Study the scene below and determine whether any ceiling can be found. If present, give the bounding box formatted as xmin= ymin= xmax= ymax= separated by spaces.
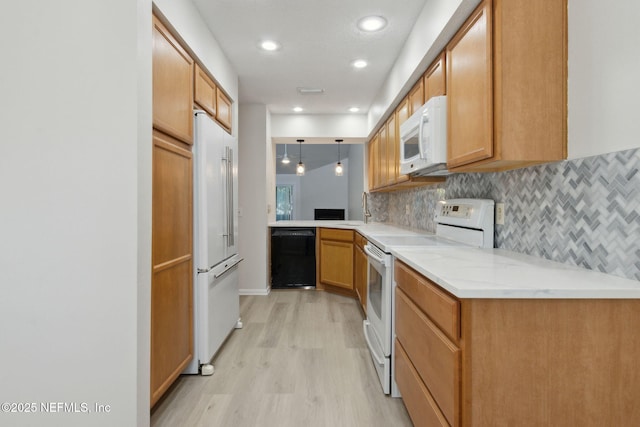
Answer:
xmin=192 ymin=0 xmax=429 ymax=115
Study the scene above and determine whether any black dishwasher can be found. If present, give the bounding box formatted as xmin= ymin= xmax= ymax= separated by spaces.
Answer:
xmin=271 ymin=228 xmax=316 ymax=289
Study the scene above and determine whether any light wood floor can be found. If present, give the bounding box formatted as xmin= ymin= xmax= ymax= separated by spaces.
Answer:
xmin=151 ymin=290 xmax=412 ymax=427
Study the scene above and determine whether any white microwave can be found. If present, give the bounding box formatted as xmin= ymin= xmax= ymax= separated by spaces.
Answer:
xmin=399 ymin=95 xmax=448 ymax=176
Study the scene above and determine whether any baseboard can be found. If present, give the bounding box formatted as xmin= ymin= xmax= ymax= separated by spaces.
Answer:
xmin=239 ymin=287 xmax=271 ymax=296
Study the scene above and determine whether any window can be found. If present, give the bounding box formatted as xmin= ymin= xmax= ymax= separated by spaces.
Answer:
xmin=276 ymin=185 xmax=294 ymax=220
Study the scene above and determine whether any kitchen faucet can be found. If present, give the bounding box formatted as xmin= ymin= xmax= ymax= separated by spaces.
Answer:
xmin=362 ymin=191 xmax=372 ymax=224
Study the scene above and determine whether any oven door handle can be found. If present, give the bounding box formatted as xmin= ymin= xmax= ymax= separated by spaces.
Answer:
xmin=364 ymin=244 xmax=386 ymax=266
xmin=363 ymin=320 xmax=386 ymax=366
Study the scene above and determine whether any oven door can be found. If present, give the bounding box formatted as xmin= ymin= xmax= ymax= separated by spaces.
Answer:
xmin=364 ymin=243 xmax=392 ymax=356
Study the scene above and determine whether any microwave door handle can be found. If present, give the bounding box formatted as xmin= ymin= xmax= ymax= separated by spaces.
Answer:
xmin=418 ymin=112 xmax=429 ymax=160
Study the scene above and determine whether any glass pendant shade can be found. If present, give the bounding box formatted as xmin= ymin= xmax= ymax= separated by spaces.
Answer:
xmin=296 ymin=139 xmax=305 ymax=175
xmin=335 ymin=139 xmax=344 ymax=176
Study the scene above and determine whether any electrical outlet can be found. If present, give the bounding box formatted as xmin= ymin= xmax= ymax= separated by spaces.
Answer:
xmin=496 ymin=203 xmax=505 ymax=225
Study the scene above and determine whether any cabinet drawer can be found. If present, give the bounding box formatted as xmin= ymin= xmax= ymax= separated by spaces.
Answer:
xmin=319 ymin=228 xmax=354 ymax=242
xmin=395 ymin=260 xmax=460 ymax=342
xmin=396 ymin=287 xmax=460 ymax=427
xmin=395 ymin=340 xmax=449 ymax=427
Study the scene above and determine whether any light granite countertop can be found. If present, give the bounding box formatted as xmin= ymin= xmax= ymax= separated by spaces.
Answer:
xmin=269 ymin=221 xmax=640 ymax=299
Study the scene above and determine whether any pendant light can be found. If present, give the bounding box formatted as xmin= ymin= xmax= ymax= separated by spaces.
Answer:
xmin=335 ymin=139 xmax=344 ymax=176
xmin=296 ymin=139 xmax=305 ymax=176
xmin=281 ymin=144 xmax=290 ymax=164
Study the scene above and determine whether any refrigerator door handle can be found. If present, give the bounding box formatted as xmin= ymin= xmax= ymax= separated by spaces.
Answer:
xmin=214 ymin=257 xmax=244 ymax=279
xmin=227 ymin=147 xmax=234 ymax=248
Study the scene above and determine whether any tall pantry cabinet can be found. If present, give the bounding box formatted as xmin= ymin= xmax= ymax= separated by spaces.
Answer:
xmin=151 ymin=15 xmax=194 ymax=408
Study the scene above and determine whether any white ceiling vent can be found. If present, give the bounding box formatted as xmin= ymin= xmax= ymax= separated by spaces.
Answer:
xmin=297 ymin=87 xmax=325 ymax=95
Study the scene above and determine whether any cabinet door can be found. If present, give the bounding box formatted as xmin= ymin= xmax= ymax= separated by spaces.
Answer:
xmin=320 ymin=240 xmax=354 ymax=290
xmin=355 ymin=243 xmax=367 ymax=311
xmin=425 ymin=53 xmax=446 ymax=101
xmin=378 ymin=126 xmax=388 ymax=188
xmin=368 ymin=134 xmax=380 ymax=190
xmin=151 ymin=130 xmax=193 ymax=407
xmin=395 ymin=98 xmax=410 ymax=184
xmin=216 ymin=89 xmax=232 ymax=131
xmin=194 ymin=64 xmax=216 ymax=117
xmin=446 ymin=0 xmax=493 ymax=169
xmin=408 ymin=78 xmax=425 ymax=115
xmin=386 ymin=115 xmax=397 ymax=186
xmin=152 ymin=16 xmax=194 ymax=144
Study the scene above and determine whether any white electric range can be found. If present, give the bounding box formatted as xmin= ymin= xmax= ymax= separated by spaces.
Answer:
xmin=363 ymin=199 xmax=495 ymax=397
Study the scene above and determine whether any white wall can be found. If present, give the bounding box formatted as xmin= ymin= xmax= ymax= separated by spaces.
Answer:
xmin=348 ymin=145 xmax=365 ymax=221
xmin=367 ymin=0 xmax=479 ymax=133
xmin=238 ymin=104 xmax=271 ymax=295
xmin=0 ymin=1 xmax=151 ymax=426
xmin=567 ymin=0 xmax=640 ymax=158
xmin=298 ymin=161 xmax=350 ymax=220
xmin=270 ymin=114 xmax=368 ymax=142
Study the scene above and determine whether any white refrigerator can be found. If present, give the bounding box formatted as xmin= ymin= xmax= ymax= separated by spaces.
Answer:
xmin=184 ymin=111 xmax=242 ymax=375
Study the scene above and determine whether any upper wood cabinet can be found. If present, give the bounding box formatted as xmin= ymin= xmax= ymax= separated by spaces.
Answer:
xmin=216 ymin=89 xmax=232 ymax=131
xmin=446 ymin=0 xmax=567 ymax=172
xmin=385 ymin=115 xmax=397 ymax=186
xmin=394 ymin=99 xmax=410 ymax=184
xmin=408 ymin=78 xmax=425 ymax=116
xmin=396 ymin=97 xmax=410 ymax=127
xmin=152 ymin=16 xmax=194 ymax=145
xmin=194 ymin=64 xmax=216 ymax=117
xmin=446 ymin=2 xmax=493 ymax=169
xmin=425 ymin=53 xmax=446 ymax=101
xmin=368 ymin=133 xmax=380 ymax=190
xmin=378 ymin=125 xmax=388 ymax=187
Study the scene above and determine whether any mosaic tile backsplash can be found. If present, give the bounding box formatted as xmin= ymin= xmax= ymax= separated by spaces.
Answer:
xmin=368 ymin=148 xmax=640 ymax=281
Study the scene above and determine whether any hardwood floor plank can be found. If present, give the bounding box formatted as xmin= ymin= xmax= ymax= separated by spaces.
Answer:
xmin=151 ymin=290 xmax=412 ymax=426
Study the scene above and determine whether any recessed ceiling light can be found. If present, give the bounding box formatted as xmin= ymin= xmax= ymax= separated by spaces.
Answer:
xmin=352 ymin=59 xmax=368 ymax=69
xmin=260 ymin=40 xmax=280 ymax=51
xmin=293 ymin=107 xmax=303 ymax=112
xmin=357 ymin=16 xmax=387 ymax=32
xmin=349 ymin=107 xmax=360 ymax=113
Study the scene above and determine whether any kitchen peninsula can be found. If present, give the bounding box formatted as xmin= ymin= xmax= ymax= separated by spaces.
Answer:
xmin=270 ymin=220 xmax=640 ymax=426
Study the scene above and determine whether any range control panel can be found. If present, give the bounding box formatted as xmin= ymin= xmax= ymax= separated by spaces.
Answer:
xmin=436 ymin=199 xmax=495 ymax=229
xmin=439 ymin=203 xmax=473 ymax=219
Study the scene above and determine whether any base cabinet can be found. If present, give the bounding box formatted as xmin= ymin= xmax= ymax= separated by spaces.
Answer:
xmin=150 ymin=131 xmax=193 ymax=407
xmin=354 ymin=233 xmax=367 ymax=311
xmin=318 ymin=228 xmax=354 ymax=292
xmin=394 ymin=260 xmax=640 ymax=426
